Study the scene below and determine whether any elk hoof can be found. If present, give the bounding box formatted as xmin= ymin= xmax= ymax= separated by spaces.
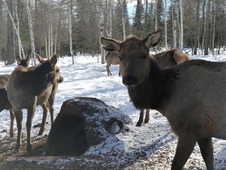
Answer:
xmin=136 ymin=122 xmax=142 ymax=127
xmin=27 ymin=144 xmax=32 ymax=154
xmin=15 ymin=144 xmax=21 ymax=153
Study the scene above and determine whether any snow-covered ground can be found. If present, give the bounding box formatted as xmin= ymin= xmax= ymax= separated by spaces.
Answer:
xmin=0 ymin=50 xmax=226 ymax=169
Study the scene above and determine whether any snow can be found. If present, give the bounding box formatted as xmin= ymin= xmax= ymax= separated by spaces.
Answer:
xmin=1 ymin=50 xmax=226 ymax=169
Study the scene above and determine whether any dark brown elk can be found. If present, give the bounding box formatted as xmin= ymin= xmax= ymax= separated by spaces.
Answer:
xmin=105 ymin=51 xmax=121 ymax=76
xmin=7 ymin=55 xmax=61 ymax=153
xmin=100 ymin=30 xmax=226 ymax=169
xmin=137 ymin=49 xmax=190 ymax=126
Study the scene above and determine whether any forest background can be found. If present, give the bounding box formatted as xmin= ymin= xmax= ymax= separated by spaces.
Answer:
xmin=0 ymin=0 xmax=225 ymax=65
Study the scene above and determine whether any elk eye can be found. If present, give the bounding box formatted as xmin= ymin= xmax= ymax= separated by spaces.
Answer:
xmin=143 ymin=54 xmax=148 ymax=59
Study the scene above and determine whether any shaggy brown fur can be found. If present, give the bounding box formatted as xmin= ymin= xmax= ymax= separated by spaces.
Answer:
xmin=136 ymin=49 xmax=190 ymax=126
xmin=100 ymin=30 xmax=226 ymax=169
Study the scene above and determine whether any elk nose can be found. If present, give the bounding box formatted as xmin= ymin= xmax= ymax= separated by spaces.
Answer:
xmin=58 ymin=76 xmax=64 ymax=83
xmin=123 ymin=76 xmax=136 ymax=86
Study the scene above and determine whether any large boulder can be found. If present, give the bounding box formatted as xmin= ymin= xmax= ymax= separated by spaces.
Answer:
xmin=46 ymin=97 xmax=131 ymax=156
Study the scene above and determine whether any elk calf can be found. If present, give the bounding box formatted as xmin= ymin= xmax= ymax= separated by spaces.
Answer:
xmin=101 ymin=30 xmax=226 ymax=169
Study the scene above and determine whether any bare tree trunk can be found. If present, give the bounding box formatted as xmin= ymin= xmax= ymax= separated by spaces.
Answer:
xmin=99 ymin=2 xmax=105 ymax=64
xmin=15 ymin=1 xmax=22 ymax=59
xmin=4 ymin=0 xmax=15 ymax=64
xmin=133 ymin=0 xmax=143 ymax=36
xmin=26 ymin=0 xmax=36 ymax=65
xmin=122 ymin=0 xmax=126 ymax=40
xmin=201 ymin=0 xmax=206 ymax=54
xmin=0 ymin=0 xmax=3 ymax=60
xmin=194 ymin=0 xmax=200 ymax=55
xmin=179 ymin=0 xmax=183 ymax=49
xmin=204 ymin=0 xmax=211 ymax=55
xmin=211 ymin=0 xmax=216 ymax=51
xmin=164 ymin=0 xmax=168 ymax=49
xmin=68 ymin=0 xmax=74 ymax=64
xmin=172 ymin=1 xmax=177 ymax=49
xmin=109 ymin=0 xmax=112 ymax=38
xmin=155 ymin=0 xmax=158 ymax=31
xmin=54 ymin=20 xmax=58 ymax=55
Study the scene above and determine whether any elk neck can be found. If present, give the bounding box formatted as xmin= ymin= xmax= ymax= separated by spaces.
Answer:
xmin=127 ymin=59 xmax=178 ymax=112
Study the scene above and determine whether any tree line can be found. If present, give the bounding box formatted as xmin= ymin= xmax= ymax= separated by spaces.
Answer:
xmin=0 ymin=0 xmax=225 ymax=65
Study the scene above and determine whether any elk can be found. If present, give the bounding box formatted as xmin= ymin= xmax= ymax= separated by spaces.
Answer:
xmin=7 ymin=55 xmax=61 ymax=153
xmin=0 ymin=56 xmax=30 ymax=137
xmin=100 ymin=30 xmax=226 ymax=169
xmin=34 ymin=53 xmax=64 ymax=135
xmin=16 ymin=55 xmax=30 ymax=67
xmin=105 ymin=51 xmax=121 ymax=76
xmin=137 ymin=50 xmax=190 ymax=126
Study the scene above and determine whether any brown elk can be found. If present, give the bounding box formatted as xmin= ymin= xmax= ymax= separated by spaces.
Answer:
xmin=0 ymin=55 xmax=62 ymax=138
xmin=100 ymin=30 xmax=226 ymax=169
xmin=34 ymin=53 xmax=64 ymax=135
xmin=7 ymin=55 xmax=61 ymax=153
xmin=0 ymin=56 xmax=30 ymax=137
xmin=16 ymin=55 xmax=30 ymax=67
xmin=137 ymin=50 xmax=190 ymax=126
xmin=105 ymin=51 xmax=121 ymax=76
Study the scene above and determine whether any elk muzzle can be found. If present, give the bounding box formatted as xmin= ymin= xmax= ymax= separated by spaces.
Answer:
xmin=122 ymin=75 xmax=137 ymax=87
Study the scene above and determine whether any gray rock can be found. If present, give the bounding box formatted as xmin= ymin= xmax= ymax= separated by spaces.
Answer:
xmin=46 ymin=97 xmax=131 ymax=156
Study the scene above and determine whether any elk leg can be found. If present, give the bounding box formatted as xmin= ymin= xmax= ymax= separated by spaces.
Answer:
xmin=26 ymin=99 xmax=36 ymax=154
xmin=119 ymin=65 xmax=121 ymax=76
xmin=198 ymin=137 xmax=214 ymax=170
xmin=14 ymin=109 xmax=23 ymax=152
xmin=49 ymin=102 xmax=54 ymax=126
xmin=106 ymin=64 xmax=112 ymax=76
xmin=9 ymin=109 xmax=14 ymax=137
xmin=38 ymin=102 xmax=49 ymax=135
xmin=136 ymin=109 xmax=144 ymax=126
xmin=48 ymin=95 xmax=55 ymax=126
xmin=172 ymin=135 xmax=196 ymax=170
xmin=144 ymin=109 xmax=150 ymax=123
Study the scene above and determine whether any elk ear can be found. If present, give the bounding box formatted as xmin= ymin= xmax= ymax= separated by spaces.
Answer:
xmin=100 ymin=37 xmax=121 ymax=52
xmin=50 ymin=55 xmax=57 ymax=67
xmin=144 ymin=30 xmax=162 ymax=48
xmin=16 ymin=56 xmax=21 ymax=64
xmin=26 ymin=55 xmax=30 ymax=62
xmin=36 ymin=53 xmax=45 ymax=63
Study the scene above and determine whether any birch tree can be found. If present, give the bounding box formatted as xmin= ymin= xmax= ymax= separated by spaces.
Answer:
xmin=211 ymin=0 xmax=216 ymax=51
xmin=68 ymin=0 xmax=74 ymax=64
xmin=155 ymin=0 xmax=158 ymax=31
xmin=164 ymin=0 xmax=168 ymax=49
xmin=171 ymin=1 xmax=177 ymax=48
xmin=201 ymin=0 xmax=206 ymax=54
xmin=4 ymin=0 xmax=15 ymax=64
xmin=194 ymin=0 xmax=200 ymax=55
xmin=178 ymin=0 xmax=183 ymax=49
xmin=204 ymin=0 xmax=211 ymax=55
xmin=26 ymin=0 xmax=36 ymax=65
xmin=121 ymin=0 xmax=126 ymax=40
xmin=0 ymin=0 xmax=3 ymax=60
